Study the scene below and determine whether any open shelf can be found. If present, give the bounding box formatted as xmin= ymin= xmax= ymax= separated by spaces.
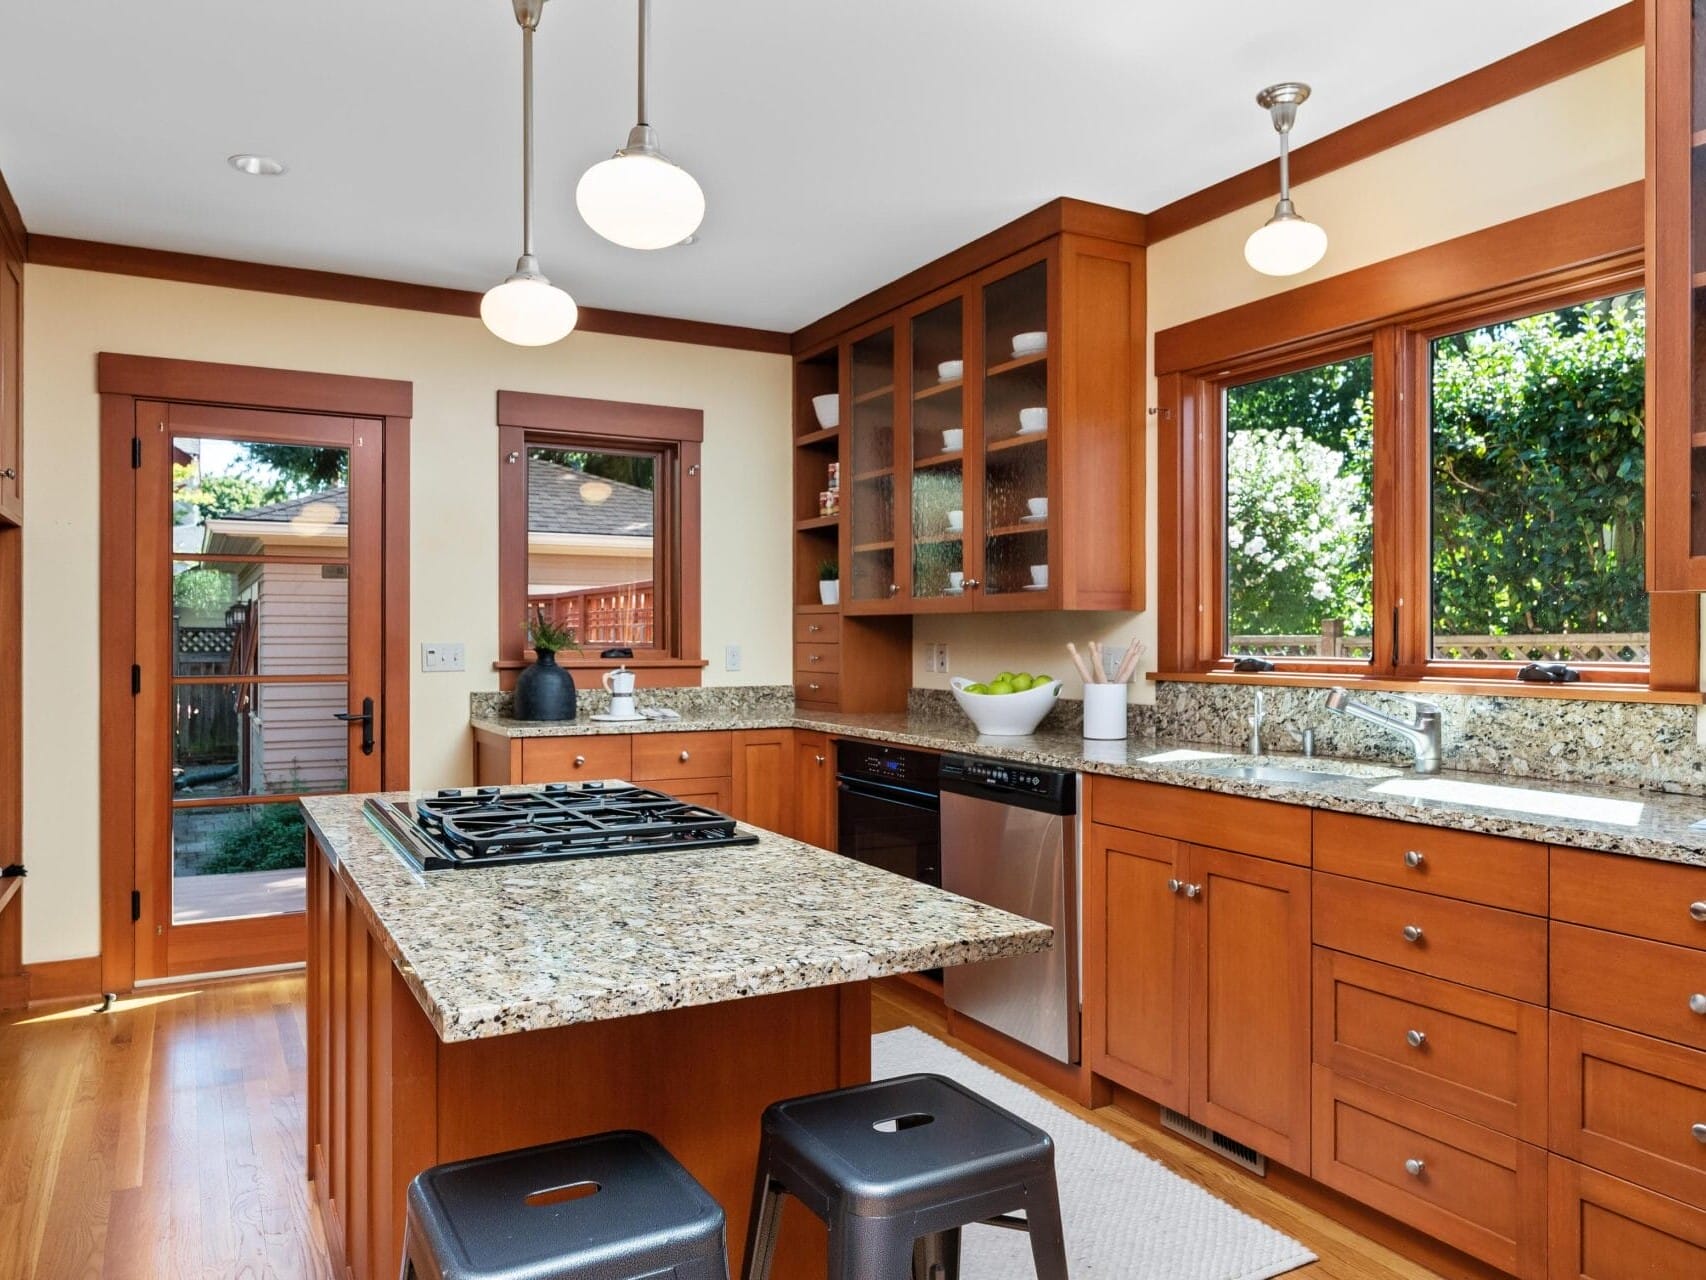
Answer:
xmin=986 ymin=351 xmax=1048 ymax=379
xmin=986 ymin=432 xmax=1047 ymax=454
xmin=794 ymin=602 xmax=837 ymax=614
xmin=989 ymin=520 xmax=1048 ymax=538
xmin=795 ymin=515 xmax=840 ymax=532
xmin=1693 ymin=128 xmax=1706 ymax=148
xmin=1692 ymin=430 xmax=1706 ymax=448
xmin=915 ymin=531 xmax=964 ymax=546
xmin=853 ymin=384 xmax=895 ymax=405
xmin=914 ymin=378 xmax=963 ymax=402
xmin=852 ymin=467 xmax=894 ymax=483
xmin=852 ymin=540 xmax=895 ymax=554
xmin=912 ymin=450 xmax=964 ymax=469
xmin=794 ymin=426 xmax=839 ymax=448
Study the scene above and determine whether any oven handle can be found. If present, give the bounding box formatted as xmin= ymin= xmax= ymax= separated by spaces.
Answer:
xmin=836 ymin=778 xmax=941 ymax=814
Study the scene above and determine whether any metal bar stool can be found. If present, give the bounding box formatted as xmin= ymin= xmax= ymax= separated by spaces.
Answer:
xmin=400 ymin=1129 xmax=729 ymax=1280
xmin=741 ymin=1073 xmax=1068 ymax=1280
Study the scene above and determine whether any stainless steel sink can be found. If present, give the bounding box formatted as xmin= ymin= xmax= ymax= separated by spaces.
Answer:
xmin=1202 ymin=763 xmax=1364 ymax=784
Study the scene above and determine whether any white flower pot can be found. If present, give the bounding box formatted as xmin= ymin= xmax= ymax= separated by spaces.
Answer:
xmin=819 ymin=579 xmax=840 ymax=606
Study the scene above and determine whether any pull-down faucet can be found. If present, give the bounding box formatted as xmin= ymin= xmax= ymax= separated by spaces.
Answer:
xmin=1324 ymin=688 xmax=1443 ymax=774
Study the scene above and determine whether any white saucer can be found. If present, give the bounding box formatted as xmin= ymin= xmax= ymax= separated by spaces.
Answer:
xmin=943 ymin=587 xmax=964 ymax=596
xmin=1021 ymin=583 xmax=1048 ymax=591
xmin=1016 ymin=426 xmax=1047 ymax=436
xmin=590 ymin=713 xmax=647 ymax=723
xmin=1020 ymin=513 xmax=1047 ymax=523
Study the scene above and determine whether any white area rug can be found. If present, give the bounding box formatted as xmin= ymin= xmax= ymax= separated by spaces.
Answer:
xmin=872 ymin=1027 xmax=1316 ymax=1280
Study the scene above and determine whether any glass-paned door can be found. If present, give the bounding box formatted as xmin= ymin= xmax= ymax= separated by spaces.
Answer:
xmin=133 ymin=401 xmax=384 ymax=978
xmin=909 ymin=295 xmax=975 ymax=603
xmin=979 ymin=259 xmax=1053 ymax=602
xmin=848 ymin=326 xmax=901 ymax=607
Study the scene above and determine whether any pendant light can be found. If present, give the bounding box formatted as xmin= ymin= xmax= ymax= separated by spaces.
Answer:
xmin=483 ymin=0 xmax=578 ymax=346
xmin=576 ymin=0 xmax=705 ymax=251
xmin=1243 ymin=82 xmax=1328 ymax=278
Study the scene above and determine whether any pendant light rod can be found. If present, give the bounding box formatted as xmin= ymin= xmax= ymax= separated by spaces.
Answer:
xmin=1258 ymin=82 xmax=1308 ymax=213
xmin=516 ymin=0 xmax=544 ymax=262
xmin=636 ymin=0 xmax=650 ymax=127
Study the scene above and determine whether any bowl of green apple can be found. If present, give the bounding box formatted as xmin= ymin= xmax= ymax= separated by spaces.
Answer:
xmin=950 ymin=671 xmax=1062 ymax=736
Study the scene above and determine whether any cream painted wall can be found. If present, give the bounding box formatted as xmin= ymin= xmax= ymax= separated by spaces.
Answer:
xmin=914 ymin=50 xmax=1646 ymax=697
xmin=20 ymin=268 xmax=790 ymax=962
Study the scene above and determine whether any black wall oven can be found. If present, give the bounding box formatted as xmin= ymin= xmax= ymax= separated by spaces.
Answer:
xmin=835 ymin=742 xmax=941 ymax=888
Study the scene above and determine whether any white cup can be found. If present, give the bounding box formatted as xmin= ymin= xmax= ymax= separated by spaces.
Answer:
xmin=810 ymin=393 xmax=839 ymax=429
xmin=942 ymin=428 xmax=963 ymax=452
xmin=1030 ymin=563 xmax=1048 ymax=587
xmin=937 ymin=359 xmax=964 ymax=382
xmin=947 ymin=509 xmax=964 ymax=532
xmin=948 ymin=571 xmax=964 ymax=589
xmin=1019 ymin=407 xmax=1047 ymax=433
xmin=1083 ymin=682 xmax=1129 ymax=741
xmin=1027 ymin=497 xmax=1048 ymax=519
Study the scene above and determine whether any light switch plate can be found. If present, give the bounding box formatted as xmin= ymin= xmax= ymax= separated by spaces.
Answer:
xmin=935 ymin=643 xmax=950 ymax=673
xmin=421 ymin=642 xmax=465 ymax=673
xmin=724 ymin=644 xmax=741 ymax=672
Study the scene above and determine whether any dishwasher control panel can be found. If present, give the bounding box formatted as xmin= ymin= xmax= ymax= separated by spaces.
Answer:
xmin=939 ymin=754 xmax=1075 ymax=810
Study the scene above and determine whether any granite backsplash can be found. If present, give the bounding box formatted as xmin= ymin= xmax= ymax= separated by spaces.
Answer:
xmin=909 ymin=683 xmax=1706 ymax=795
xmin=471 ymin=684 xmax=795 ymax=722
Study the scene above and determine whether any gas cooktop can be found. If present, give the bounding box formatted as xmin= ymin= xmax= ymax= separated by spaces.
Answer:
xmin=364 ymin=781 xmax=759 ymax=873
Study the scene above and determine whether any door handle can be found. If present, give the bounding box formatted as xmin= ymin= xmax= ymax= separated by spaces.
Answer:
xmin=334 ymin=697 xmax=375 ymax=756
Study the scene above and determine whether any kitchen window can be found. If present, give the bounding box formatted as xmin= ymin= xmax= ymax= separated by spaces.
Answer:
xmin=496 ymin=392 xmax=703 ymax=682
xmin=1155 ymin=218 xmax=1697 ymax=693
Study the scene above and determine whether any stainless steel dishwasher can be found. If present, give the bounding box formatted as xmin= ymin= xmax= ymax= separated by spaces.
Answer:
xmin=939 ymin=754 xmax=1079 ymax=1064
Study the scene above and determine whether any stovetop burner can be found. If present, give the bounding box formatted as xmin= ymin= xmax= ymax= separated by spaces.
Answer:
xmin=365 ymin=781 xmax=759 ymax=872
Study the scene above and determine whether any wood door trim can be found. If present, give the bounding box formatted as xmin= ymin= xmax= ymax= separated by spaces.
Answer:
xmin=98 ymin=354 xmax=412 ymax=992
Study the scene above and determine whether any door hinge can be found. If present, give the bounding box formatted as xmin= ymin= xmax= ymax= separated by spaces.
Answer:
xmin=131 ymin=890 xmax=141 ymax=923
xmin=131 ymin=664 xmax=141 ymax=695
xmin=131 ymin=437 xmax=141 ymax=469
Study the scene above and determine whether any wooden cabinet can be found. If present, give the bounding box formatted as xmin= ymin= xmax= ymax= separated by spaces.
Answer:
xmin=1548 ymin=1157 xmax=1706 ymax=1280
xmin=792 ymin=731 xmax=833 ymax=850
xmin=1644 ymin=0 xmax=1706 ymax=588
xmin=510 ymin=735 xmax=633 ymax=784
xmin=1314 ymin=812 xmax=1549 ymax=915
xmin=731 ymin=731 xmax=792 ymax=834
xmin=631 ymin=731 xmax=734 ymax=785
xmin=1083 ymin=780 xmax=1312 ymax=1168
xmin=1551 ymin=922 xmax=1706 ymax=1053
xmin=0 ymin=206 xmax=20 ymax=527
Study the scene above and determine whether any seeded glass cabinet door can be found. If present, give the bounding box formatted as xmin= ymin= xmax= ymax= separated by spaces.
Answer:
xmin=1648 ymin=0 xmax=1706 ymax=588
xmin=846 ymin=323 xmax=904 ymax=610
xmin=907 ymin=289 xmax=980 ymax=606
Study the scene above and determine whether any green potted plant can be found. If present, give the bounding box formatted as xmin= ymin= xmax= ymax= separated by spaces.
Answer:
xmin=818 ymin=558 xmax=840 ymax=607
xmin=514 ymin=609 xmax=583 ymax=721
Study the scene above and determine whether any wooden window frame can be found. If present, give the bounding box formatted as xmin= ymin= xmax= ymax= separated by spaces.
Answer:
xmin=1155 ymin=183 xmax=1699 ymax=698
xmin=496 ymin=390 xmax=704 ymax=686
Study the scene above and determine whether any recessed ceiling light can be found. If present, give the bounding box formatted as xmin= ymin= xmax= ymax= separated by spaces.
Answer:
xmin=228 ymin=154 xmax=286 ymax=177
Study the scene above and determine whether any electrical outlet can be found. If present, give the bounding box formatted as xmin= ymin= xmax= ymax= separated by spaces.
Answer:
xmin=421 ymin=642 xmax=465 ymax=673
xmin=935 ymin=643 xmax=950 ymax=673
xmin=724 ymin=644 xmax=741 ymax=672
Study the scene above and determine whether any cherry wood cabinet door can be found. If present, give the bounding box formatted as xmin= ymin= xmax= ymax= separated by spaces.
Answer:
xmin=731 ymin=730 xmax=793 ymax=834
xmin=1082 ymin=823 xmax=1189 ymax=1111
xmin=1183 ymin=843 xmax=1313 ymax=1169
xmin=792 ymin=731 xmax=833 ymax=849
xmin=1548 ymin=1156 xmax=1706 ymax=1279
xmin=0 ymin=252 xmax=20 ymax=525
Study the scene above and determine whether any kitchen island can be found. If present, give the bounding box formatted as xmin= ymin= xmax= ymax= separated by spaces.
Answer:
xmin=301 ymin=790 xmax=1051 ymax=1280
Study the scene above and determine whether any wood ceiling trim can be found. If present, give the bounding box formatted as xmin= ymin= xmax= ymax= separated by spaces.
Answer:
xmin=27 ymin=235 xmax=791 ymax=355
xmin=0 ymin=168 xmax=24 ymax=263
xmin=1143 ymin=2 xmax=1642 ymax=244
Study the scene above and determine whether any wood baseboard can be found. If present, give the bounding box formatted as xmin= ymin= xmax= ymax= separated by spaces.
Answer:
xmin=25 ymin=954 xmax=105 ymax=1004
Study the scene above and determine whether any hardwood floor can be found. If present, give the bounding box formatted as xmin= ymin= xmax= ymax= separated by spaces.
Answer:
xmin=0 ymin=973 xmax=1439 ymax=1280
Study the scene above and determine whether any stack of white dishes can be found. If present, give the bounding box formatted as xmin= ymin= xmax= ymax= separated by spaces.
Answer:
xmin=1011 ymin=331 xmax=1047 ymax=358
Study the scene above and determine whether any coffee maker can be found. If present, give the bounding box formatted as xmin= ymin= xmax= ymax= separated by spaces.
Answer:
xmin=602 ymin=666 xmax=638 ymax=719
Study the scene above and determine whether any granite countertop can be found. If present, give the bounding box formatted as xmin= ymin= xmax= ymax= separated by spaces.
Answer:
xmin=471 ymin=710 xmax=1706 ymax=868
xmin=299 ymin=790 xmax=1053 ymax=1043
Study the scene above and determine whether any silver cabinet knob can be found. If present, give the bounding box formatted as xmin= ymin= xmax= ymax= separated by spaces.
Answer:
xmin=814 ymin=754 xmax=825 ymax=765
xmin=1402 ymin=924 xmax=1425 ymax=944
xmin=809 ymin=653 xmax=822 ymax=663
xmin=1404 ymin=850 xmax=1425 ymax=869
xmin=807 ymin=682 xmax=821 ymax=692
xmin=1693 ymin=1123 xmax=1706 ymax=1144
xmin=887 ymin=583 xmax=899 ymax=595
xmin=573 ymin=755 xmax=586 ymax=767
xmin=1166 ymin=878 xmax=1184 ymax=895
xmin=1406 ymin=1029 xmax=1427 ymax=1049
xmin=1403 ymin=1158 xmax=1426 ymax=1178
xmin=808 ymin=624 xmax=822 ymax=633
xmin=1691 ymin=993 xmax=1706 ymax=1016
xmin=1183 ymin=883 xmax=1203 ymax=900
xmin=679 ymin=750 xmax=691 ymax=763
xmin=0 ymin=467 xmax=14 ymax=479
xmin=963 ymin=578 xmax=981 ymax=589
xmin=1691 ymin=902 xmax=1706 ymax=923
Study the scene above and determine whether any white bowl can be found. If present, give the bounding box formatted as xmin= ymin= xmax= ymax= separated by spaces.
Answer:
xmin=937 ymin=359 xmax=964 ymax=382
xmin=951 ymin=677 xmax=1062 ymax=736
xmin=810 ymin=393 xmax=839 ymax=429
xmin=1011 ymin=331 xmax=1048 ymax=357
xmin=1018 ymin=407 xmax=1047 ymax=433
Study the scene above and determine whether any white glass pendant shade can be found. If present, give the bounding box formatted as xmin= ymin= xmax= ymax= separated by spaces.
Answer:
xmin=482 ymin=267 xmax=578 ymax=346
xmin=1243 ymin=208 xmax=1328 ymax=277
xmin=577 ymin=149 xmax=705 ymax=250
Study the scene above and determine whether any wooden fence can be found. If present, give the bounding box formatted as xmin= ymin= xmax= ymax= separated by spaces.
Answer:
xmin=1230 ymin=619 xmax=1649 ymax=664
xmin=528 ymin=580 xmax=655 ymax=648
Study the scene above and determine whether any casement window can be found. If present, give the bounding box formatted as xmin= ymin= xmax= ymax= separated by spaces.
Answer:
xmin=496 ymin=391 xmax=703 ymax=683
xmin=1156 ymin=190 xmax=1697 ymax=694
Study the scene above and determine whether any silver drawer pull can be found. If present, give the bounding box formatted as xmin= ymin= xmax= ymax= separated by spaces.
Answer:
xmin=1183 ymin=883 xmax=1203 ymax=900
xmin=814 ymin=754 xmax=826 ymax=765
xmin=1404 ymin=1158 xmax=1426 ymax=1178
xmin=808 ymin=682 xmax=821 ymax=691
xmin=1691 ymin=902 xmax=1706 ymax=923
xmin=1402 ymin=924 xmax=1425 ymax=944
xmin=1166 ymin=878 xmax=1184 ymax=895
xmin=808 ymin=624 xmax=822 ymax=633
xmin=1406 ymin=1029 xmax=1427 ymax=1049
xmin=809 ymin=654 xmax=822 ymax=663
xmin=1693 ymin=1123 xmax=1706 ymax=1144
xmin=1691 ymin=993 xmax=1706 ymax=1016
xmin=573 ymin=755 xmax=586 ymax=767
xmin=1403 ymin=850 xmax=1425 ymax=869
xmin=679 ymin=750 xmax=691 ymax=763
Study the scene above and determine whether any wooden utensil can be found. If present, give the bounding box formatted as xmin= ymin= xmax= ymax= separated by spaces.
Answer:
xmin=1066 ymin=643 xmax=1095 ymax=686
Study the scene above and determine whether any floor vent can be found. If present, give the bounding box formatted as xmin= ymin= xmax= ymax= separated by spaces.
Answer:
xmin=1159 ymin=1107 xmax=1267 ymax=1176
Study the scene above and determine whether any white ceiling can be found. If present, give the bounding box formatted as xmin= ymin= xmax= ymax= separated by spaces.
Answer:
xmin=0 ymin=1 xmax=1623 ymax=332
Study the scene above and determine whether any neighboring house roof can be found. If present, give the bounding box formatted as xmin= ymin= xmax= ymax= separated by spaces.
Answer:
xmin=238 ymin=487 xmax=351 ymax=525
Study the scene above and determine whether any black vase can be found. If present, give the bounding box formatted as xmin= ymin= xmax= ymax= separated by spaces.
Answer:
xmin=514 ymin=649 xmax=578 ymax=721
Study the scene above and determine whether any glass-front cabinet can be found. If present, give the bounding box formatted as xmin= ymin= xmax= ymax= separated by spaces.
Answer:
xmin=907 ymin=294 xmax=972 ymax=604
xmin=846 ymin=324 xmax=901 ymax=607
xmin=978 ymin=257 xmax=1054 ymax=606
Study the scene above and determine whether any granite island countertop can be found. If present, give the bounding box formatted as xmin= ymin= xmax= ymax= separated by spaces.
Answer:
xmin=471 ymin=709 xmax=1706 ymax=868
xmin=300 ymin=790 xmax=1054 ymax=1043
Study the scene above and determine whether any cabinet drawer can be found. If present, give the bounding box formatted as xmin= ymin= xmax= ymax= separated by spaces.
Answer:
xmin=1549 ymin=1013 xmax=1706 ymax=1207
xmin=1551 ymin=846 xmax=1706 ymax=952
xmin=1312 ymin=1067 xmax=1546 ymax=1278
xmin=1315 ymin=812 xmax=1547 ymax=914
xmin=1313 ymin=874 xmax=1548 ymax=1004
xmin=518 ymin=735 xmax=632 ymax=783
xmin=793 ymin=613 xmax=841 ymax=644
xmin=631 ymin=731 xmax=734 ymax=783
xmin=794 ymin=672 xmax=840 ymax=706
xmin=1313 ymin=949 xmax=1547 ymax=1143
xmin=1086 ymin=777 xmax=1311 ymax=866
xmin=1548 ymin=1157 xmax=1706 ymax=1280
xmin=655 ymin=776 xmax=734 ymax=812
xmin=794 ymin=642 xmax=841 ymax=675
xmin=1551 ymin=923 xmax=1706 ymax=1052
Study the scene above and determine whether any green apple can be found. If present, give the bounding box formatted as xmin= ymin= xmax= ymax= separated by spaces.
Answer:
xmin=987 ymin=680 xmax=1015 ymax=695
xmin=1010 ymin=674 xmax=1034 ymax=692
xmin=1033 ymin=673 xmax=1054 ymax=686
xmin=964 ymin=682 xmax=989 ymax=694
